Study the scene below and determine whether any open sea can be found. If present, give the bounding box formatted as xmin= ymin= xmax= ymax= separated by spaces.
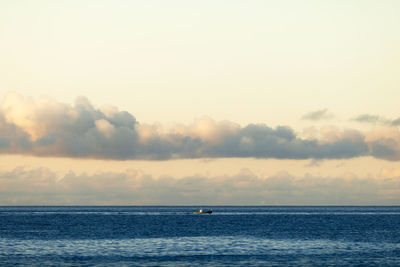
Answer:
xmin=0 ymin=206 xmax=399 ymax=266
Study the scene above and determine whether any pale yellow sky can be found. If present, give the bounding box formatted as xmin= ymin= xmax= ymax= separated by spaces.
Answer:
xmin=1 ymin=1 xmax=399 ymax=127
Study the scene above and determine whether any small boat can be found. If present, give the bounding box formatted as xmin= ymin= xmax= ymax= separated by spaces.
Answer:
xmin=192 ymin=208 xmax=212 ymax=214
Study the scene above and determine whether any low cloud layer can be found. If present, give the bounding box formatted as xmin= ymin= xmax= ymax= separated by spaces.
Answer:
xmin=0 ymin=167 xmax=399 ymax=205
xmin=1 ymin=92 xmax=400 ymax=161
xmin=301 ymin=109 xmax=333 ymax=121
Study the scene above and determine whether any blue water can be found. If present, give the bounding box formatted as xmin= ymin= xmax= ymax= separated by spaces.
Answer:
xmin=1 ymin=206 xmax=399 ymax=266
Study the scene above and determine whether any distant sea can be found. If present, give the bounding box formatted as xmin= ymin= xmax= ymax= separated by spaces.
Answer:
xmin=1 ymin=206 xmax=399 ymax=266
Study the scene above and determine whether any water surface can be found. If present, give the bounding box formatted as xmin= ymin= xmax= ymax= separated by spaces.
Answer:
xmin=1 ymin=206 xmax=399 ymax=266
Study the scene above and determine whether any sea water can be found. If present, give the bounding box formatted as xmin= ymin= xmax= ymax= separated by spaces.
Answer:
xmin=0 ymin=206 xmax=399 ymax=266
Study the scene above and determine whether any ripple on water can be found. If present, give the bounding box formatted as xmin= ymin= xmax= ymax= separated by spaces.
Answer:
xmin=1 ymin=236 xmax=399 ymax=257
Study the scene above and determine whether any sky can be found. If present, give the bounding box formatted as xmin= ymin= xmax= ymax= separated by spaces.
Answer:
xmin=0 ymin=0 xmax=400 ymax=205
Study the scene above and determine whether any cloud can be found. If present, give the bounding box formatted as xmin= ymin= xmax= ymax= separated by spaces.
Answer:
xmin=0 ymin=167 xmax=399 ymax=205
xmin=203 ymin=124 xmax=368 ymax=160
xmin=301 ymin=109 xmax=333 ymax=121
xmin=1 ymin=92 xmax=400 ymax=161
xmin=306 ymin=159 xmax=323 ymax=167
xmin=365 ymin=127 xmax=400 ymax=161
xmin=0 ymin=92 xmax=138 ymax=159
xmin=353 ymin=114 xmax=388 ymax=124
xmin=353 ymin=113 xmax=400 ymax=126
xmin=391 ymin=117 xmax=400 ymax=126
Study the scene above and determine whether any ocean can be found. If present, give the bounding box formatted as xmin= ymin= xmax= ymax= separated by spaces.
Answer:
xmin=0 ymin=206 xmax=399 ymax=266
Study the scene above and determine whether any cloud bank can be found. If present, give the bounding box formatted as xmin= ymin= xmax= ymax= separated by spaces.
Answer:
xmin=1 ymin=92 xmax=400 ymax=161
xmin=1 ymin=167 xmax=399 ymax=205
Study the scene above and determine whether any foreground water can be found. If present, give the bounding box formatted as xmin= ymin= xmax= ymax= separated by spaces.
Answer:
xmin=0 ymin=206 xmax=399 ymax=266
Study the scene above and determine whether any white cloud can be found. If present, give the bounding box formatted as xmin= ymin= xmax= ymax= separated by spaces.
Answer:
xmin=95 ymin=119 xmax=115 ymax=138
xmin=1 ymin=92 xmax=400 ymax=161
